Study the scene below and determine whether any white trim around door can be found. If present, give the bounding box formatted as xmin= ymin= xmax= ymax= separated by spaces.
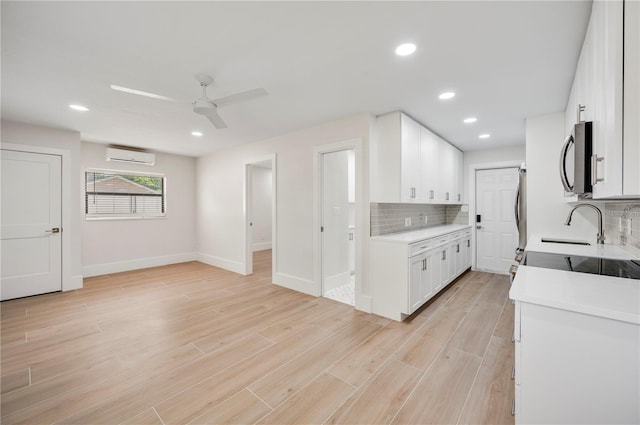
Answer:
xmin=468 ymin=159 xmax=524 ymax=271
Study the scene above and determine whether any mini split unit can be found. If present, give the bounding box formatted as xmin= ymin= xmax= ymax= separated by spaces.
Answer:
xmin=106 ymin=147 xmax=155 ymax=166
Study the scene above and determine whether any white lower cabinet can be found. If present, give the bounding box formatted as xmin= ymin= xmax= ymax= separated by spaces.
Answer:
xmin=372 ymin=226 xmax=472 ymax=321
xmin=513 ymin=301 xmax=639 ymax=424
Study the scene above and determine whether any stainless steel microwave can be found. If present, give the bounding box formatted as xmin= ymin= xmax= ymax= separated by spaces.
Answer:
xmin=560 ymin=121 xmax=593 ymax=197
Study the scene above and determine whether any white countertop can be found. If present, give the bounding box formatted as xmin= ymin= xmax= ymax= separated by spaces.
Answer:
xmin=510 ymin=266 xmax=639 ymax=324
xmin=525 ymin=235 xmax=637 ymax=260
xmin=510 ymin=235 xmax=640 ymax=324
xmin=371 ymin=224 xmax=471 ymax=244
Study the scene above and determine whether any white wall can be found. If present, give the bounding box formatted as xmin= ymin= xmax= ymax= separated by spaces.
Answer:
xmin=81 ymin=141 xmax=197 ymax=276
xmin=251 ymin=165 xmax=272 ymax=251
xmin=1 ymin=120 xmax=83 ymax=290
xmin=526 ymin=112 xmax=601 ymax=243
xmin=196 ymin=113 xmax=371 ymax=310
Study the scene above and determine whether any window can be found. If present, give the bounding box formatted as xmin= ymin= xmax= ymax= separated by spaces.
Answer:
xmin=85 ymin=171 xmax=165 ymax=219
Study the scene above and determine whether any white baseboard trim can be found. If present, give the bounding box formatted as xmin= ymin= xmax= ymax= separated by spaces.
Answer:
xmin=197 ymin=253 xmax=245 ymax=275
xmin=323 ymin=271 xmax=351 ymax=292
xmin=82 ymin=252 xmax=198 ymax=277
xmin=274 ymin=272 xmax=319 ymax=296
xmin=355 ymin=294 xmax=372 ymax=313
xmin=64 ymin=274 xmax=84 ymax=291
xmin=252 ymin=242 xmax=272 ymax=252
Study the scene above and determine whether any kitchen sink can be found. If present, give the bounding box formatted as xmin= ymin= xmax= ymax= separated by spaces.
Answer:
xmin=540 ymin=237 xmax=591 ymax=246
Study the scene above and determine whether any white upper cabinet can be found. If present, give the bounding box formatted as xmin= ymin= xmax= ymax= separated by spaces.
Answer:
xmin=623 ymin=0 xmax=640 ymax=196
xmin=400 ymin=113 xmax=421 ymax=202
xmin=566 ymin=0 xmax=639 ymax=198
xmin=419 ymin=127 xmax=439 ymax=202
xmin=373 ymin=111 xmax=464 ymax=204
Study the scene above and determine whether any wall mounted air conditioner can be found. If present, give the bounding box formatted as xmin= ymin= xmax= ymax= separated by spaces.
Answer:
xmin=106 ymin=147 xmax=155 ymax=166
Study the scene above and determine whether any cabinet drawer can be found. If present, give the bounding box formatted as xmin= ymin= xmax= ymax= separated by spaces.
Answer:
xmin=410 ymin=240 xmax=432 ymax=256
xmin=432 ymin=236 xmax=450 ymax=247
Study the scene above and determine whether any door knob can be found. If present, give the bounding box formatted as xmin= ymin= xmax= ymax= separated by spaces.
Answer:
xmin=46 ymin=228 xmax=60 ymax=234
xmin=476 ymin=225 xmax=482 ymax=230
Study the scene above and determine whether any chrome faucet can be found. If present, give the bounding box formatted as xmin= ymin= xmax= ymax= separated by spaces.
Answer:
xmin=564 ymin=203 xmax=605 ymax=245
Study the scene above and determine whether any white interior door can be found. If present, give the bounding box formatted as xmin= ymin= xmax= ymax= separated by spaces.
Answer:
xmin=1 ymin=150 xmax=62 ymax=300
xmin=475 ymin=167 xmax=519 ymax=274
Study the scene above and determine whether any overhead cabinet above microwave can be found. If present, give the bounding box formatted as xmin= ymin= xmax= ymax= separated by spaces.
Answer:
xmin=372 ymin=111 xmax=464 ymax=204
xmin=564 ymin=0 xmax=639 ymax=199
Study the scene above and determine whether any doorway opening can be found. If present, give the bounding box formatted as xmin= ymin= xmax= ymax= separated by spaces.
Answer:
xmin=244 ymin=155 xmax=276 ymax=279
xmin=320 ymin=149 xmax=355 ymax=306
xmin=474 ymin=167 xmax=519 ymax=274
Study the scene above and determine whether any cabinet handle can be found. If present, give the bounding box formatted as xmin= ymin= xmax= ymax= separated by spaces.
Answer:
xmin=457 ymin=193 xmax=461 ymax=202
xmin=429 ymin=189 xmax=434 ymax=200
xmin=446 ymin=192 xmax=450 ymax=201
xmin=467 ymin=240 xmax=470 ymax=248
xmin=591 ymin=155 xmax=604 ymax=186
xmin=456 ymin=244 xmax=460 ymax=253
xmin=511 ymin=366 xmax=515 ymax=380
xmin=511 ymin=399 xmax=515 ymax=416
xmin=442 ymin=251 xmax=446 ymax=261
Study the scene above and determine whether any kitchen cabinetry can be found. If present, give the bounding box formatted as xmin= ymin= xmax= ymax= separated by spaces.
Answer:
xmin=371 ymin=225 xmax=472 ymax=321
xmin=512 ymin=301 xmax=639 ymax=424
xmin=374 ymin=111 xmax=464 ymax=204
xmin=565 ymin=0 xmax=639 ymax=198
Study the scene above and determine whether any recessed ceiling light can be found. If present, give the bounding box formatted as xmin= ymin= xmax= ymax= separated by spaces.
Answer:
xmin=69 ymin=104 xmax=89 ymax=112
xmin=191 ymin=131 xmax=203 ymax=137
xmin=395 ymin=43 xmax=416 ymax=56
xmin=479 ymin=133 xmax=491 ymax=139
xmin=463 ymin=117 xmax=477 ymax=124
xmin=438 ymin=92 xmax=456 ymax=100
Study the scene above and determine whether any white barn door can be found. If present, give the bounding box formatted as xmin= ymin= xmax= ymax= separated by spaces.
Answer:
xmin=475 ymin=167 xmax=519 ymax=274
xmin=1 ymin=149 xmax=62 ymax=300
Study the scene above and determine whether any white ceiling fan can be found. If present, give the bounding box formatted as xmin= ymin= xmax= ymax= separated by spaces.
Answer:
xmin=111 ymin=73 xmax=268 ymax=129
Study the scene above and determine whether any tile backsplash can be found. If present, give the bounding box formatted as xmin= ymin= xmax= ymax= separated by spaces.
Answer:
xmin=370 ymin=203 xmax=469 ymax=236
xmin=605 ymin=202 xmax=640 ymax=256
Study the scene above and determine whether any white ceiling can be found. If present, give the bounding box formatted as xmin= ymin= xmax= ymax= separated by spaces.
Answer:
xmin=1 ymin=1 xmax=591 ymax=157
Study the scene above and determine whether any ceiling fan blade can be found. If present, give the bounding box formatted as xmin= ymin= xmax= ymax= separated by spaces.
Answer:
xmin=212 ymin=88 xmax=268 ymax=107
xmin=204 ymin=109 xmax=228 ymax=129
xmin=110 ymin=84 xmax=177 ymax=102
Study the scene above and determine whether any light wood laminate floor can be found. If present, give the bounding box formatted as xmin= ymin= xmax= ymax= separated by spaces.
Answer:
xmin=1 ymin=250 xmax=515 ymax=424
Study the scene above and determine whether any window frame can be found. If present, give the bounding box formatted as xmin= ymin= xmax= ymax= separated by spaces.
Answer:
xmin=84 ymin=168 xmax=167 ymax=221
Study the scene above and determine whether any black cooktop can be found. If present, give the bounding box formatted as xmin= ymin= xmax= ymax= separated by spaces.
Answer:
xmin=523 ymin=251 xmax=640 ymax=280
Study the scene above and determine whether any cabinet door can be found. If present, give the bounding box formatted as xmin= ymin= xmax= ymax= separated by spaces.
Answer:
xmin=409 ymin=254 xmax=424 ymax=313
xmin=429 ymin=248 xmax=443 ymax=292
xmin=591 ymin=0 xmax=624 ymax=198
xmin=400 ymin=115 xmax=421 ymax=202
xmin=419 ymin=127 xmax=439 ymax=202
xmin=449 ymin=243 xmax=458 ymax=279
xmin=421 ymin=254 xmax=434 ymax=302
xmin=437 ymin=138 xmax=454 ymax=203
xmin=438 ymin=247 xmax=450 ymax=287
xmin=454 ymin=148 xmax=464 ymax=203
xmin=463 ymin=236 xmax=471 ymax=269
xmin=623 ymin=0 xmax=640 ymax=196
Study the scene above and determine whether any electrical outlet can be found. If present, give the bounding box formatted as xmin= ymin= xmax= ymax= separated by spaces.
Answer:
xmin=424 ymin=216 xmax=428 ymax=224
xmin=626 ymin=218 xmax=633 ymax=236
xmin=404 ymin=217 xmax=411 ymax=227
